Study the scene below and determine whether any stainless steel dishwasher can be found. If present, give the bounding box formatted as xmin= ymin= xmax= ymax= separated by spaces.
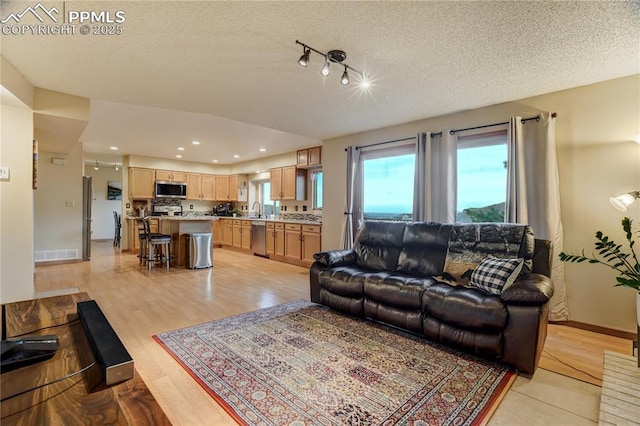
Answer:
xmin=251 ymin=221 xmax=267 ymax=257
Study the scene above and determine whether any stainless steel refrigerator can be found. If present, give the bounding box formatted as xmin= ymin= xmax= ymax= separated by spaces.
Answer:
xmin=82 ymin=176 xmax=93 ymax=260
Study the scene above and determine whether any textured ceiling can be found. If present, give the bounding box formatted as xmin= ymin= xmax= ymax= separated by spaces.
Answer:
xmin=1 ymin=1 xmax=639 ymax=165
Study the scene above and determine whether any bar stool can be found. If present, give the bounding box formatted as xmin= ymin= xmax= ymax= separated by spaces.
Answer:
xmin=135 ymin=218 xmax=149 ymax=265
xmin=143 ymin=218 xmax=172 ymax=270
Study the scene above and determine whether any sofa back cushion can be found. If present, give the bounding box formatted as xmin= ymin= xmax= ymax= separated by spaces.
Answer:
xmin=354 ymin=221 xmax=406 ymax=271
xmin=442 ymin=223 xmax=534 ymax=285
xmin=396 ymin=222 xmax=451 ymax=276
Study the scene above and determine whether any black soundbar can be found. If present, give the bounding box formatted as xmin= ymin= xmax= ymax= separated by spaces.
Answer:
xmin=77 ymin=300 xmax=134 ymax=386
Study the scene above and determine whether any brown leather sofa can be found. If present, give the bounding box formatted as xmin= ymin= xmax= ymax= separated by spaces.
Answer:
xmin=310 ymin=221 xmax=554 ymax=375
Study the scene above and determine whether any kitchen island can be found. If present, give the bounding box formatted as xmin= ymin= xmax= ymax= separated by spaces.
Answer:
xmin=159 ymin=216 xmax=217 ymax=268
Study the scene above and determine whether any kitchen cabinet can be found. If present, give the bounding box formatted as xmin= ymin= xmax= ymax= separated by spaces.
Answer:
xmin=266 ymin=222 xmax=285 ymax=257
xmin=231 ymin=219 xmax=251 ymax=250
xmin=284 ymin=224 xmax=302 ymax=262
xmin=201 ymin=174 xmax=216 ymax=201
xmin=301 ymin=224 xmax=322 ymax=263
xmin=215 ymin=174 xmax=247 ymax=201
xmin=284 ymin=223 xmax=321 ymax=265
xmin=186 ymin=173 xmax=202 ymax=200
xmin=270 ymin=166 xmax=306 ymax=201
xmin=212 ymin=219 xmax=223 ymax=246
xmin=215 ymin=175 xmax=230 ymax=201
xmin=155 ymin=170 xmax=187 ymax=182
xmin=297 ymin=147 xmax=322 ymax=168
xmin=185 ymin=173 xmax=216 ymax=201
xmin=128 ymin=168 xmax=155 ymax=199
xmin=222 ymin=219 xmax=233 ymax=246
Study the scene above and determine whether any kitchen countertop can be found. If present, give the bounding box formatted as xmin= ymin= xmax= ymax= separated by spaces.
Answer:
xmin=126 ymin=215 xmax=321 ymax=225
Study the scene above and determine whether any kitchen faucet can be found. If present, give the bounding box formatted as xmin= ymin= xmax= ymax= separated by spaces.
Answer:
xmin=251 ymin=201 xmax=262 ymax=218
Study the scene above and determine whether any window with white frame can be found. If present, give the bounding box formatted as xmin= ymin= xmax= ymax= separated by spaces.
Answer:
xmin=361 ymin=143 xmax=415 ymax=221
xmin=456 ymin=130 xmax=508 ymax=222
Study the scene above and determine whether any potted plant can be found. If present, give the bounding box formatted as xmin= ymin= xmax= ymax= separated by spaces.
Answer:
xmin=559 ymin=216 xmax=639 ymax=365
xmin=230 ymin=208 xmax=243 ymax=218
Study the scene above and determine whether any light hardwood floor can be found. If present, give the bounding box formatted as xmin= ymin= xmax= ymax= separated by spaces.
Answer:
xmin=33 ymin=241 xmax=635 ymax=425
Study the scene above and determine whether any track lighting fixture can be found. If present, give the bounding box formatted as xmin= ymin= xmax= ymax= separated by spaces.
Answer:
xmin=295 ymin=40 xmax=369 ymax=88
xmin=114 ymin=163 xmax=119 ymax=171
xmin=94 ymin=161 xmax=99 ymax=171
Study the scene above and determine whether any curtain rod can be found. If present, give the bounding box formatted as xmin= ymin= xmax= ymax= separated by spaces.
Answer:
xmin=449 ymin=112 xmax=557 ymax=135
xmin=352 ymin=136 xmax=416 ymax=151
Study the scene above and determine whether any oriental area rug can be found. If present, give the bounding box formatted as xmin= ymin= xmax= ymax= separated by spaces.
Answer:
xmin=154 ymin=301 xmax=515 ymax=426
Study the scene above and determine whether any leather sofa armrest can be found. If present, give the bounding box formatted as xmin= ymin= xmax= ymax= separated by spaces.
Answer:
xmin=500 ymin=273 xmax=554 ymax=305
xmin=313 ymin=250 xmax=357 ymax=267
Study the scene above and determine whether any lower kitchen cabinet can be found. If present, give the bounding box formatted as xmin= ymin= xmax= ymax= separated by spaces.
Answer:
xmin=301 ymin=225 xmax=322 ymax=263
xmin=222 ymin=219 xmax=233 ymax=246
xmin=212 ymin=219 xmax=223 ymax=246
xmin=283 ymin=223 xmax=321 ymax=266
xmin=267 ymin=222 xmax=285 ymax=257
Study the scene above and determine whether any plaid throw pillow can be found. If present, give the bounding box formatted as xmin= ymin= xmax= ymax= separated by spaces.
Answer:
xmin=470 ymin=256 xmax=524 ymax=295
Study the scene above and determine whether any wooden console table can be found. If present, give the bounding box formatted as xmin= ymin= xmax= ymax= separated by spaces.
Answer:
xmin=1 ymin=293 xmax=169 ymax=425
xmin=599 ymin=350 xmax=640 ymax=425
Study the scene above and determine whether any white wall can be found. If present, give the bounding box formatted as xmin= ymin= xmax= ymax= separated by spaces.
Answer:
xmin=322 ymin=74 xmax=640 ymax=332
xmin=0 ymin=104 xmax=35 ymax=303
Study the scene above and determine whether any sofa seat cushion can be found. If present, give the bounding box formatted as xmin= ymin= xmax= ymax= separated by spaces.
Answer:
xmin=422 ymin=283 xmax=508 ymax=332
xmin=364 ymin=272 xmax=435 ymax=310
xmin=364 ymin=299 xmax=423 ymax=333
xmin=318 ymin=267 xmax=372 ymax=298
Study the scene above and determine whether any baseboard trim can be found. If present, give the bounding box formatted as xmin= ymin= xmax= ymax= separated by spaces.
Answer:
xmin=36 ymin=259 xmax=83 ymax=266
xmin=550 ymin=320 xmax=638 ymax=341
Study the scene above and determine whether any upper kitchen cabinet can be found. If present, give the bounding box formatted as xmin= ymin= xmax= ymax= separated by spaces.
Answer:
xmin=201 ymin=174 xmax=216 ymax=201
xmin=215 ymin=174 xmax=247 ymax=201
xmin=128 ymin=167 xmax=155 ymax=199
xmin=186 ymin=173 xmax=203 ymax=200
xmin=215 ymin=175 xmax=230 ymax=200
xmin=156 ymin=170 xmax=187 ymax=182
xmin=270 ymin=166 xmax=306 ymax=201
xmin=296 ymin=147 xmax=322 ymax=168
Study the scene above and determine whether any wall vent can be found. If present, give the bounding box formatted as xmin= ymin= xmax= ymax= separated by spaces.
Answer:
xmin=35 ymin=249 xmax=79 ymax=262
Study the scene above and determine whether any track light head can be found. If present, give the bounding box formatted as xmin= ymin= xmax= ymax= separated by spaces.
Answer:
xmin=321 ymin=56 xmax=330 ymax=77
xmin=298 ymin=47 xmax=310 ymax=67
xmin=94 ymin=161 xmax=99 ymax=171
xmin=341 ymin=66 xmax=349 ymax=85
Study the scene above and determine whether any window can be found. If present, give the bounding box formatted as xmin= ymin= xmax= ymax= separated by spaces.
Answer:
xmin=312 ymin=171 xmax=323 ymax=210
xmin=361 ymin=144 xmax=415 ymax=221
xmin=258 ymin=180 xmax=279 ymax=216
xmin=456 ymin=131 xmax=508 ymax=223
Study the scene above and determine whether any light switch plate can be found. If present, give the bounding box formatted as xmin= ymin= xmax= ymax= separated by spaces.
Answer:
xmin=65 ymin=201 xmax=74 ymax=207
xmin=0 ymin=167 xmax=9 ymax=180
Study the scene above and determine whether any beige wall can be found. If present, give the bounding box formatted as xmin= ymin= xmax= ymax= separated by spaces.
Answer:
xmin=34 ymin=148 xmax=84 ymax=254
xmin=0 ymin=104 xmax=35 ymax=303
xmin=322 ymin=74 xmax=640 ymax=332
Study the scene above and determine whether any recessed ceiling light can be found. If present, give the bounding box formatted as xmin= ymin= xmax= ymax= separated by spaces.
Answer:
xmin=212 ymin=160 xmax=219 ymax=163
xmin=233 ymin=154 xmax=240 ymax=158
xmin=176 ymin=154 xmax=182 ymax=158
xmin=259 ymin=148 xmax=266 ymax=152
xmin=192 ymin=141 xmax=200 ymax=145
xmin=177 ymin=147 xmax=185 ymax=151
xmin=109 ymin=146 xmax=118 ymax=150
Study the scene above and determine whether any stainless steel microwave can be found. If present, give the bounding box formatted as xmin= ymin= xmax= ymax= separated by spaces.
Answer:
xmin=155 ymin=181 xmax=187 ymax=199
